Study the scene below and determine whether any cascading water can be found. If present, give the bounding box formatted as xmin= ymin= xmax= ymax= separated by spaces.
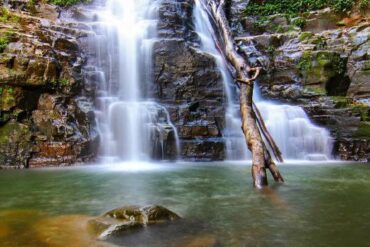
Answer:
xmin=85 ymin=0 xmax=179 ymax=162
xmin=193 ymin=0 xmax=249 ymax=160
xmin=194 ymin=0 xmax=333 ymax=161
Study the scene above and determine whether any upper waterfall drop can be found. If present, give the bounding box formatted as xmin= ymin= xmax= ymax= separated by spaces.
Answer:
xmin=193 ymin=0 xmax=333 ymax=161
xmin=86 ymin=0 xmax=180 ymax=162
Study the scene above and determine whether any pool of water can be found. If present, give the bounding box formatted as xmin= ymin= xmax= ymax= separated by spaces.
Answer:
xmin=0 ymin=162 xmax=369 ymax=246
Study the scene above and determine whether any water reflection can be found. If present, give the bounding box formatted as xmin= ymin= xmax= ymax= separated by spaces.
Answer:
xmin=0 ymin=163 xmax=369 ymax=246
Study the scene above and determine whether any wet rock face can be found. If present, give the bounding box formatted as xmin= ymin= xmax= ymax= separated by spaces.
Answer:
xmin=0 ymin=122 xmax=32 ymax=168
xmin=336 ymin=139 xmax=370 ymax=162
xmin=235 ymin=8 xmax=370 ymax=161
xmin=0 ymin=3 xmax=99 ymax=168
xmin=153 ymin=0 xmax=226 ymax=160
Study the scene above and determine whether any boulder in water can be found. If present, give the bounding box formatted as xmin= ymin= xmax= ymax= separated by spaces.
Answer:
xmin=87 ymin=205 xmax=181 ymax=240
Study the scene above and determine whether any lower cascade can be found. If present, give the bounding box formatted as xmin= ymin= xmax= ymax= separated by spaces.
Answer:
xmin=85 ymin=0 xmax=180 ymax=162
xmin=193 ymin=0 xmax=333 ymax=161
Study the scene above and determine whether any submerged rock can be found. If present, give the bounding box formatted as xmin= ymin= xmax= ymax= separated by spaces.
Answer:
xmin=88 ymin=205 xmax=181 ymax=240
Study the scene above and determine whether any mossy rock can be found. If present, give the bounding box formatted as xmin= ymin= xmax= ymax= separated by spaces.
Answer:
xmin=299 ymin=32 xmax=314 ymax=42
xmin=351 ymin=103 xmax=370 ymax=121
xmin=303 ymin=85 xmax=326 ymax=96
xmin=297 ymin=51 xmax=347 ymax=88
xmin=87 ymin=205 xmax=181 ymax=240
xmin=355 ymin=122 xmax=370 ymax=137
xmin=331 ymin=96 xmax=352 ymax=108
xmin=0 ymin=121 xmax=32 ymax=167
xmin=0 ymin=86 xmax=22 ymax=111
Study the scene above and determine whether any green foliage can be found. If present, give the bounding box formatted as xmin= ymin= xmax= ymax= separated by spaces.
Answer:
xmin=47 ymin=0 xmax=90 ymax=7
xmin=299 ymin=32 xmax=314 ymax=41
xmin=275 ymin=25 xmax=285 ymax=33
xmin=266 ymin=45 xmax=276 ymax=54
xmin=332 ymin=96 xmax=352 ymax=108
xmin=59 ymin=78 xmax=69 ymax=87
xmin=0 ymin=86 xmax=16 ymax=110
xmin=0 ymin=7 xmax=20 ymax=23
xmin=359 ymin=0 xmax=369 ymax=10
xmin=27 ymin=0 xmax=37 ymax=14
xmin=313 ymin=36 xmax=327 ymax=50
xmin=332 ymin=55 xmax=347 ymax=75
xmin=304 ymin=86 xmax=326 ymax=95
xmin=355 ymin=123 xmax=370 ymax=137
xmin=331 ymin=0 xmax=354 ymax=12
xmin=297 ymin=51 xmax=312 ymax=72
xmin=0 ymin=31 xmax=13 ymax=53
xmin=291 ymin=17 xmax=306 ymax=28
xmin=245 ymin=0 xmax=356 ymax=17
xmin=352 ymin=103 xmax=370 ymax=121
xmin=253 ymin=16 xmax=270 ymax=29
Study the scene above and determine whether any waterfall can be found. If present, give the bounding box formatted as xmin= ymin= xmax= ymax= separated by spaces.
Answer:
xmin=85 ymin=0 xmax=180 ymax=162
xmin=193 ymin=0 xmax=333 ymax=161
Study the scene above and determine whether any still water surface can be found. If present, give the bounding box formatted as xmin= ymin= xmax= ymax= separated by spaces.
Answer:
xmin=0 ymin=162 xmax=369 ymax=246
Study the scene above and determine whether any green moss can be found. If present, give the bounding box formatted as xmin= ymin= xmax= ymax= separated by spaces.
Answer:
xmin=354 ymin=122 xmax=370 ymax=137
xmin=275 ymin=24 xmax=285 ymax=33
xmin=290 ymin=17 xmax=306 ymax=28
xmin=332 ymin=96 xmax=352 ymax=108
xmin=0 ymin=122 xmax=29 ymax=143
xmin=0 ymin=86 xmax=17 ymax=111
xmin=299 ymin=51 xmax=347 ymax=84
xmin=0 ymin=31 xmax=14 ymax=53
xmin=304 ymin=86 xmax=326 ymax=95
xmin=317 ymin=52 xmax=333 ymax=66
xmin=59 ymin=78 xmax=69 ymax=87
xmin=352 ymin=103 xmax=370 ymax=121
xmin=359 ymin=0 xmax=369 ymax=10
xmin=297 ymin=51 xmax=312 ymax=72
xmin=266 ymin=45 xmax=276 ymax=54
xmin=253 ymin=16 xmax=270 ymax=29
xmin=0 ymin=8 xmax=20 ymax=23
xmin=312 ymin=36 xmax=327 ymax=50
xmin=299 ymin=32 xmax=314 ymax=42
xmin=333 ymin=55 xmax=347 ymax=75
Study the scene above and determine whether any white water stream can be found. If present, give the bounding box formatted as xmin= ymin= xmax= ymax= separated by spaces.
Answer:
xmin=87 ymin=0 xmax=179 ymax=162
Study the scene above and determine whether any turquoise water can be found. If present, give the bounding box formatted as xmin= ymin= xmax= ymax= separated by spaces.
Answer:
xmin=0 ymin=162 xmax=369 ymax=246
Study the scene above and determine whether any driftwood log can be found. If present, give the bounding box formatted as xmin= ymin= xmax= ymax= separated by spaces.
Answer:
xmin=205 ymin=0 xmax=284 ymax=188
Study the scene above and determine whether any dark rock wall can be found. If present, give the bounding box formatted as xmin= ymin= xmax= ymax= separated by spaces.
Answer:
xmin=233 ymin=7 xmax=370 ymax=162
xmin=152 ymin=0 xmax=226 ymax=160
xmin=0 ymin=2 xmax=99 ymax=168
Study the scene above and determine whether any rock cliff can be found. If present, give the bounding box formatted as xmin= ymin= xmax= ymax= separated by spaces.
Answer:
xmin=0 ymin=1 xmax=99 ymax=168
xmin=230 ymin=2 xmax=370 ymax=161
xmin=1 ymin=0 xmax=369 ymax=167
xmin=152 ymin=0 xmax=227 ymax=160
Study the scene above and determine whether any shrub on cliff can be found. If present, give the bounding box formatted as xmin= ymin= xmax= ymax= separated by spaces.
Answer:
xmin=245 ymin=0 xmax=358 ymax=16
xmin=47 ymin=0 xmax=91 ymax=7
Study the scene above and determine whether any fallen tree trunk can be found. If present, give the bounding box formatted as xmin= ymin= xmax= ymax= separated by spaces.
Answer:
xmin=207 ymin=0 xmax=284 ymax=187
xmin=253 ymin=102 xmax=283 ymax=163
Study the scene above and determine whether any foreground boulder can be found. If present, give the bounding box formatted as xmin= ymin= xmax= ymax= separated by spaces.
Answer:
xmin=87 ymin=205 xmax=181 ymax=240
